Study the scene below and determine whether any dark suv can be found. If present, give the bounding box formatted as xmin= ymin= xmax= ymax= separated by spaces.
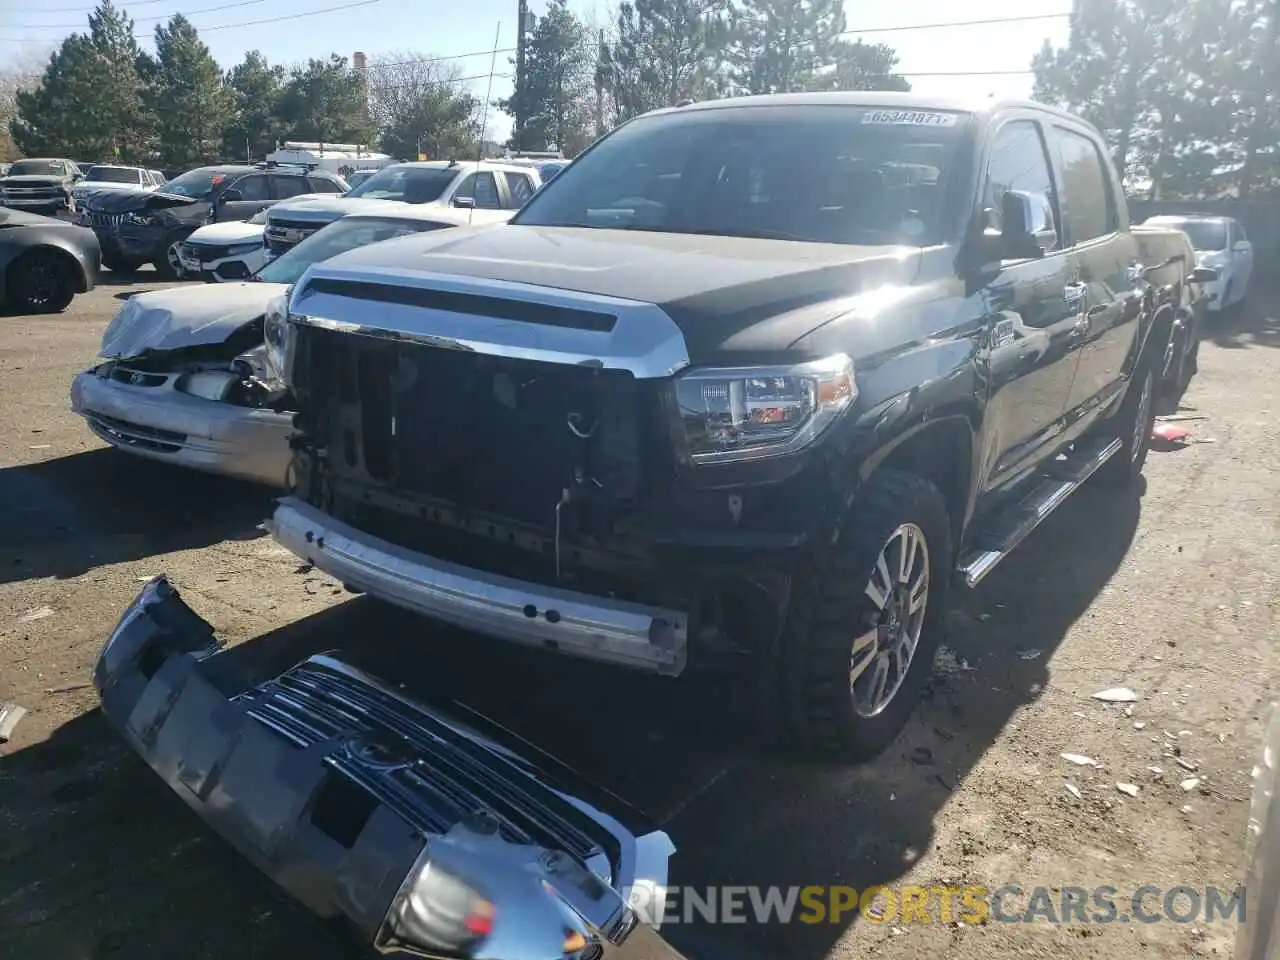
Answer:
xmin=79 ymin=162 xmax=347 ymax=278
xmin=0 ymin=158 xmax=82 ymax=215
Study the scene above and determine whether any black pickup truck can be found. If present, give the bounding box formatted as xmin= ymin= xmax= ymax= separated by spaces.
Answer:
xmin=261 ymin=92 xmax=1171 ymax=755
xmin=91 ymin=92 xmax=1174 ymax=960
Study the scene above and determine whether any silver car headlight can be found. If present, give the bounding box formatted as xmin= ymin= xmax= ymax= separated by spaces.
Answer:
xmin=263 ymin=290 xmax=293 ymax=385
xmin=674 ymin=353 xmax=857 ymax=464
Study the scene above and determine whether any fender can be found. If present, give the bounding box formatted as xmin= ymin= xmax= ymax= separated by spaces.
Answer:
xmin=0 ymin=225 xmax=100 ymax=293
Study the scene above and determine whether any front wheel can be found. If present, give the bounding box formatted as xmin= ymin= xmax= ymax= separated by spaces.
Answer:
xmin=7 ymin=249 xmax=76 ymax=313
xmin=153 ymin=238 xmax=187 ymax=281
xmin=779 ymin=469 xmax=952 ymax=759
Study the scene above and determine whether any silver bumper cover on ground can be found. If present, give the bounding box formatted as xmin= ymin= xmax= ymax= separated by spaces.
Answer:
xmin=94 ymin=577 xmax=681 ymax=959
xmin=267 ymin=497 xmax=690 ymax=676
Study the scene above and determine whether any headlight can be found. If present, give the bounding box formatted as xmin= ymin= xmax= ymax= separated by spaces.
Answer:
xmin=224 ymin=241 xmax=264 ymax=257
xmin=233 ymin=344 xmax=271 ymax=382
xmin=675 ymin=353 xmax=856 ymax=464
xmin=263 ymin=290 xmax=292 ymax=384
xmin=125 ymin=211 xmax=156 ymax=226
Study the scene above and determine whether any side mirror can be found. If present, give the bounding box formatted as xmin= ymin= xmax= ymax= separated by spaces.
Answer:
xmin=219 ymin=188 xmax=244 ymax=204
xmin=1000 ymin=190 xmax=1057 ymax=258
xmin=72 ymin=172 xmax=85 ymax=182
xmin=1233 ymin=240 xmax=1250 ymax=252
xmin=452 ymin=195 xmax=475 ymax=209
xmin=1190 ymin=266 xmax=1219 ymax=283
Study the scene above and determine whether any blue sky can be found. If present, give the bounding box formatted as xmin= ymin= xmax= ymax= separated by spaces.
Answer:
xmin=0 ymin=0 xmax=1071 ymax=143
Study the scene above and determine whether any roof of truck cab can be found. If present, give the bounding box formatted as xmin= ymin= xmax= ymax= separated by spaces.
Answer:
xmin=653 ymin=91 xmax=1090 ymax=125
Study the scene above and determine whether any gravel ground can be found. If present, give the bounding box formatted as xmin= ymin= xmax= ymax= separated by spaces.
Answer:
xmin=0 ymin=270 xmax=1276 ymax=960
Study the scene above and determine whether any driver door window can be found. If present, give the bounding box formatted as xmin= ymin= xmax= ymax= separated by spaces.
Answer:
xmin=454 ymin=172 xmax=501 ymax=209
xmin=231 ymin=175 xmax=271 ymax=201
xmin=982 ymin=120 xmax=1060 ymax=253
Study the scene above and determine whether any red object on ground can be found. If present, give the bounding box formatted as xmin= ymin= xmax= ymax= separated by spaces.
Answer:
xmin=1152 ymin=422 xmax=1191 ymax=443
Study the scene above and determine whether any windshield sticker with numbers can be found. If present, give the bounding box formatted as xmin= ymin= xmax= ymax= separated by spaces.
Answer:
xmin=861 ymin=110 xmax=959 ymax=127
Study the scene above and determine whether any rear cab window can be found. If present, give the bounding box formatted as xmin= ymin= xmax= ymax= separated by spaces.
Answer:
xmin=1048 ymin=125 xmax=1118 ymax=245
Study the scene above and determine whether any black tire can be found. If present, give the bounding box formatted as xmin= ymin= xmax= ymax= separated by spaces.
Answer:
xmin=779 ymin=469 xmax=953 ymax=760
xmin=152 ymin=237 xmax=188 ymax=281
xmin=1161 ymin=318 xmax=1194 ymax=396
xmin=1095 ymin=346 xmax=1157 ymax=488
xmin=6 ymin=249 xmax=77 ymax=313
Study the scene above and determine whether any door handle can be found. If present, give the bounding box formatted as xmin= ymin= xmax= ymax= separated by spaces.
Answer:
xmin=1063 ymin=282 xmax=1085 ymax=305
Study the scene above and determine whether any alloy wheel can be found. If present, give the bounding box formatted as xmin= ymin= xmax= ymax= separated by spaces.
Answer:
xmin=1132 ymin=369 xmax=1153 ymax=462
xmin=166 ymin=241 xmax=185 ymax=279
xmin=851 ymin=523 xmax=930 ymax=718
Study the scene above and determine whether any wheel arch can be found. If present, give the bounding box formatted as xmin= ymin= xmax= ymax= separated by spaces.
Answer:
xmin=5 ymin=238 xmax=92 ymax=294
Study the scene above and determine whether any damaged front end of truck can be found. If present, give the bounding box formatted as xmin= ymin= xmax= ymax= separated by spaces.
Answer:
xmin=94 ymin=576 xmax=680 ymax=959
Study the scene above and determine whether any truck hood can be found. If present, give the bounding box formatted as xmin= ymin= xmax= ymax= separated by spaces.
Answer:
xmin=78 ymin=181 xmax=154 ymax=194
xmin=300 ymin=224 xmax=921 ymax=361
xmin=91 ymin=189 xmax=200 ymax=214
xmin=269 ymin=195 xmax=426 ymax=223
xmin=185 ymin=220 xmax=266 ymax=246
xmin=1 ymin=174 xmax=70 ymax=186
xmin=100 ymin=281 xmax=286 ymax=358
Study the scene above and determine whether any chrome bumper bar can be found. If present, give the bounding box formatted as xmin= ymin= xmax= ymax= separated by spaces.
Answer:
xmin=267 ymin=497 xmax=689 ymax=676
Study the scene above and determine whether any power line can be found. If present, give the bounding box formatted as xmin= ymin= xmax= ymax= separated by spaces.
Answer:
xmin=1 ymin=0 xmax=388 ymax=36
xmin=15 ymin=0 xmax=266 ymax=29
xmin=358 ymin=11 xmax=1072 ymax=72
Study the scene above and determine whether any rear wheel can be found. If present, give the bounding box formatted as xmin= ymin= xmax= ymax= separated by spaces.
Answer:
xmin=779 ymin=469 xmax=952 ymax=759
xmin=1096 ymin=348 xmax=1157 ymax=488
xmin=7 ymin=249 xmax=77 ymax=313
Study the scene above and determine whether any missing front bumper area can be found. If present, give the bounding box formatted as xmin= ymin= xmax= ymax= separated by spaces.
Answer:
xmin=94 ymin=577 xmax=679 ymax=959
xmin=267 ymin=497 xmax=690 ymax=677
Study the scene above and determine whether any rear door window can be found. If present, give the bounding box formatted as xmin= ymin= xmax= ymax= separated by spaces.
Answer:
xmin=272 ymin=176 xmax=311 ymax=199
xmin=503 ymin=171 xmax=536 ymax=207
xmin=306 ymin=177 xmax=344 ymax=194
xmin=1049 ymin=126 xmax=1116 ymax=245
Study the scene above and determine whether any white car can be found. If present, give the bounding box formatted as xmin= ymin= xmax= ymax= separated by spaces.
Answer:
xmin=72 ymin=164 xmax=162 ymax=206
xmin=180 ymin=208 xmax=270 ymax=282
xmin=70 ymin=205 xmax=513 ymax=487
xmin=1143 ymin=214 xmax=1253 ymax=312
xmin=262 ymin=160 xmax=537 ymax=258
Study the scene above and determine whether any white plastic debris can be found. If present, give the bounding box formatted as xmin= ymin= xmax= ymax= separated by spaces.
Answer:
xmin=1065 ymin=783 xmax=1083 ymax=800
xmin=1116 ymin=783 xmax=1140 ymax=797
xmin=15 ymin=605 xmax=53 ymax=624
xmin=1181 ymin=778 xmax=1202 ymax=792
xmin=0 ymin=702 xmax=27 ymax=742
xmin=1134 ymin=721 xmax=1147 ymax=730
xmin=1148 ymin=766 xmax=1164 ymax=775
xmin=1062 ymin=753 xmax=1099 ymax=767
xmin=1124 ymin=705 xmax=1134 ymax=717
xmin=1176 ymin=757 xmax=1199 ymax=772
xmin=1181 ymin=804 xmax=1194 ymax=814
xmin=1092 ymin=687 xmax=1139 ymax=703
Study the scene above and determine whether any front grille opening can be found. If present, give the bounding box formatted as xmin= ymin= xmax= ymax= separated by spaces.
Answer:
xmin=310 ymin=769 xmax=376 ymax=849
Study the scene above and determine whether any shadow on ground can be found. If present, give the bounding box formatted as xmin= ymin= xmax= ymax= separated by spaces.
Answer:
xmin=0 ymin=447 xmax=273 ymax=585
xmin=1202 ymin=294 xmax=1280 ymax=350
xmin=0 ymin=476 xmax=1144 ymax=960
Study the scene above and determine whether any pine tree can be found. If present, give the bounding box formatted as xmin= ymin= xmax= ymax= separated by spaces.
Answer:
xmin=145 ymin=14 xmax=233 ymax=166
xmin=502 ymin=0 xmax=595 ymax=152
xmin=605 ymin=0 xmax=730 ymax=120
xmin=729 ymin=0 xmax=845 ymax=95
xmin=277 ymin=55 xmax=376 ymax=147
xmin=222 ymin=51 xmax=285 ymax=162
xmin=11 ymin=1 xmax=153 ymax=161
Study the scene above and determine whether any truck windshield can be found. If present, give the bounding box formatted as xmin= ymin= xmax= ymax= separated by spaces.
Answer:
xmin=346 ymin=166 xmax=457 ymax=203
xmin=255 ymin=216 xmax=452 ymax=285
xmin=1166 ymin=219 xmax=1227 ymax=251
xmin=515 ymin=105 xmax=969 ymax=246
xmin=9 ymin=160 xmax=63 ymax=176
xmin=85 ymin=166 xmax=141 ymax=184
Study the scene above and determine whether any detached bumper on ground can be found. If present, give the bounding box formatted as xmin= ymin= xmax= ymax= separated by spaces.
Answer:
xmin=267 ymin=497 xmax=691 ymax=677
xmin=94 ymin=577 xmax=681 ymax=960
xmin=70 ymin=370 xmax=292 ymax=487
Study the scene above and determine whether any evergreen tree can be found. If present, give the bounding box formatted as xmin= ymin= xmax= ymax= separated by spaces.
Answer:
xmin=145 ymin=14 xmax=233 ymax=166
xmin=277 ymin=55 xmax=376 ymax=147
xmin=804 ymin=39 xmax=909 ymax=92
xmin=729 ymin=0 xmax=845 ymax=95
xmin=222 ymin=51 xmax=285 ymax=162
xmin=502 ymin=0 xmax=595 ymax=153
xmin=10 ymin=1 xmax=152 ymax=161
xmin=366 ymin=52 xmax=480 ymax=160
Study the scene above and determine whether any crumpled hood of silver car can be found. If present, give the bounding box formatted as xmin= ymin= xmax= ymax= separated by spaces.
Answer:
xmin=100 ymin=282 xmax=288 ymax=358
xmin=93 ymin=576 xmax=679 ymax=960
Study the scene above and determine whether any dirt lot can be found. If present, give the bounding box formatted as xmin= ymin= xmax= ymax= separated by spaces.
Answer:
xmin=0 ymin=270 xmax=1276 ymax=960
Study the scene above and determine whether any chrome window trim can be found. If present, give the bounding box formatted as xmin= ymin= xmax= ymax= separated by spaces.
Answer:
xmin=289 ymin=266 xmax=692 ymax=379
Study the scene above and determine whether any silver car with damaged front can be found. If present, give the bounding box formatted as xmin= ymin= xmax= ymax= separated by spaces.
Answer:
xmin=94 ymin=576 xmax=680 ymax=960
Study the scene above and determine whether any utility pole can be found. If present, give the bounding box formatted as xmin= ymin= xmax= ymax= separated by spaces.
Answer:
xmin=515 ymin=0 xmax=530 ymax=148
